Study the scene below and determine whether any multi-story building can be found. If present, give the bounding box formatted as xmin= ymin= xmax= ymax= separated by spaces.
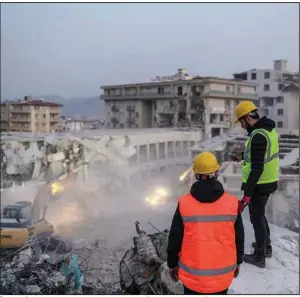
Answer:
xmin=100 ymin=68 xmax=257 ymax=138
xmin=1 ymin=96 xmax=63 ymax=133
xmin=280 ymin=73 xmax=299 ymax=130
xmin=233 ymin=59 xmax=299 ymax=129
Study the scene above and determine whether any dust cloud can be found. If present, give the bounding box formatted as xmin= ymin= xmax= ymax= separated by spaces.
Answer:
xmin=1 ymin=161 xmax=187 ymax=247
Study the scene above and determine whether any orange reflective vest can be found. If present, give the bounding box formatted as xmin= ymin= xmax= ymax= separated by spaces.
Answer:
xmin=178 ymin=192 xmax=238 ymax=293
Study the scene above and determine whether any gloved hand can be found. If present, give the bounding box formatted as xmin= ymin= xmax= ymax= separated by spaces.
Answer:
xmin=169 ymin=267 xmax=178 ymax=282
xmin=238 ymin=196 xmax=251 ymax=213
xmin=234 ymin=265 xmax=240 ymax=278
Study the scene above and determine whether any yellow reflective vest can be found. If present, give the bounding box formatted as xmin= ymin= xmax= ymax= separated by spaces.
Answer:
xmin=242 ymin=128 xmax=279 ymax=184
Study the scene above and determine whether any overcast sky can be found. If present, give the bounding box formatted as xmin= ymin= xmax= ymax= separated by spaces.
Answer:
xmin=1 ymin=3 xmax=299 ymax=99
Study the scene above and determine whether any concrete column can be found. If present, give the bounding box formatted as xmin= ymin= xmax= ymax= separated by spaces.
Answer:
xmin=181 ymin=140 xmax=184 ymax=157
xmin=186 ymin=98 xmax=191 ymax=123
xmin=136 ymin=145 xmax=140 ymax=164
xmin=156 ymin=143 xmax=159 ymax=160
xmin=146 ymin=144 xmax=150 ymax=163
xmin=174 ymin=111 xmax=179 ymax=126
xmin=173 ymin=141 xmax=176 ymax=158
xmin=164 ymin=142 xmax=168 ymax=159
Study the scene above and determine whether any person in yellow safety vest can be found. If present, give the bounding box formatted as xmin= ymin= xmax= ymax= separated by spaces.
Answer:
xmin=234 ymin=101 xmax=279 ymax=269
xmin=167 ymin=152 xmax=245 ymax=295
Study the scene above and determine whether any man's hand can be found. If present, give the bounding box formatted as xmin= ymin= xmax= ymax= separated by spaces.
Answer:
xmin=238 ymin=196 xmax=251 ymax=213
xmin=169 ymin=267 xmax=178 ymax=282
xmin=227 ymin=152 xmax=243 ymax=162
xmin=234 ymin=265 xmax=240 ymax=278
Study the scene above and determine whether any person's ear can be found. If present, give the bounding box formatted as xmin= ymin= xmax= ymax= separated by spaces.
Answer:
xmin=244 ymin=115 xmax=251 ymax=124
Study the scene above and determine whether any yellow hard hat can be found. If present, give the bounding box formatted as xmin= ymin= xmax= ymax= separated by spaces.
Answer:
xmin=234 ymin=101 xmax=258 ymax=123
xmin=193 ymin=152 xmax=220 ymax=175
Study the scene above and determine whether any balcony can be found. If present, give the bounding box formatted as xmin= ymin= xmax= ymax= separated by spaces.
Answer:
xmin=110 ymin=117 xmax=119 ymax=124
xmin=126 ymin=105 xmax=135 ymax=112
xmin=196 ymin=90 xmax=258 ymax=100
xmin=208 ymin=107 xmax=230 ymax=114
xmin=101 ymin=91 xmax=182 ymax=100
xmin=126 ymin=117 xmax=135 ymax=124
xmin=10 ymin=117 xmax=30 ymax=123
xmin=157 ymin=108 xmax=176 ymax=114
xmin=111 ymin=104 xmax=119 ymax=112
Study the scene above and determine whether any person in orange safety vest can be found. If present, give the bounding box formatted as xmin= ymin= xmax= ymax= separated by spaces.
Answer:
xmin=167 ymin=152 xmax=245 ymax=295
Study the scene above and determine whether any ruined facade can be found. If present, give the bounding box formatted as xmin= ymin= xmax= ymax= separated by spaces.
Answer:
xmin=101 ymin=68 xmax=257 ymax=139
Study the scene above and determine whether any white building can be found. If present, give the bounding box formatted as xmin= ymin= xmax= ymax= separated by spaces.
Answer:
xmin=101 ymin=68 xmax=257 ymax=139
xmin=233 ymin=59 xmax=299 ymax=129
xmin=65 ymin=119 xmax=85 ymax=132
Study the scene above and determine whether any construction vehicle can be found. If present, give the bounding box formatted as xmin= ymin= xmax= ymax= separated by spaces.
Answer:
xmin=0 ymin=172 xmax=72 ymax=250
xmin=0 ymin=200 xmax=54 ymax=249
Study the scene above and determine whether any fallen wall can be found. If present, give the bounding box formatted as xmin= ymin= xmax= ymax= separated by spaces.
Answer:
xmin=1 ymin=133 xmax=136 ymax=189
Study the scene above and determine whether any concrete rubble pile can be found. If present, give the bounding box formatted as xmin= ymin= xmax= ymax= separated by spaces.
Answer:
xmin=0 ymin=237 xmax=72 ymax=294
xmin=1 ymin=133 xmax=136 ymax=191
xmin=0 ymin=222 xmax=183 ymax=295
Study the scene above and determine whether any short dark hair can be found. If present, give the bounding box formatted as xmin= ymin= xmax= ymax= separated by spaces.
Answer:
xmin=195 ymin=173 xmax=217 ymax=180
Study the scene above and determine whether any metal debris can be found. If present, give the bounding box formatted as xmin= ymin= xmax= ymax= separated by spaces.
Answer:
xmin=0 ymin=221 xmax=181 ymax=294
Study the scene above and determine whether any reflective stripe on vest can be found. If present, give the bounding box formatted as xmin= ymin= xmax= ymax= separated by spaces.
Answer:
xmin=179 ymin=262 xmax=237 ymax=277
xmin=242 ymin=128 xmax=279 ymax=184
xmin=178 ymin=192 xmax=238 ymax=293
xmin=182 ymin=214 xmax=237 ymax=223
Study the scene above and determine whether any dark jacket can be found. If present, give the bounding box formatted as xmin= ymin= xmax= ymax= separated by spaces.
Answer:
xmin=241 ymin=116 xmax=278 ymax=197
xmin=167 ymin=179 xmax=245 ymax=269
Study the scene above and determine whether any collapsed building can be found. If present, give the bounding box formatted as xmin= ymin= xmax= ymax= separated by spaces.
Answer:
xmin=0 ymin=126 xmax=299 ymax=294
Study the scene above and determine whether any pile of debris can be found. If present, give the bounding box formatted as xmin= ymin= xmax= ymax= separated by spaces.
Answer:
xmin=0 ymin=222 xmax=182 ymax=295
xmin=0 ymin=235 xmax=121 ymax=295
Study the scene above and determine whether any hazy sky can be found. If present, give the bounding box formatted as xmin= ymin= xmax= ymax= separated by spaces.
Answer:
xmin=1 ymin=3 xmax=299 ymax=99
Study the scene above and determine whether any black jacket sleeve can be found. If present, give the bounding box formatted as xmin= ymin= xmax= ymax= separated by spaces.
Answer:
xmin=167 ymin=204 xmax=184 ymax=269
xmin=243 ymin=133 xmax=267 ymax=197
xmin=234 ymin=213 xmax=245 ymax=265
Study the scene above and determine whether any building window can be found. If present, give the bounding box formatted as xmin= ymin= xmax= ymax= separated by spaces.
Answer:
xmin=264 ymin=72 xmax=270 ymax=79
xmin=276 ymin=96 xmax=284 ymax=104
xmin=237 ymin=87 xmax=241 ymax=93
xmin=251 ymin=73 xmax=256 ymax=80
xmin=158 ymin=87 xmax=164 ymax=95
xmin=277 ymin=121 xmax=283 ymax=128
xmin=278 ymin=83 xmax=284 ymax=91
xmin=226 ymin=85 xmax=230 ymax=92
xmin=177 ymin=86 xmax=183 ymax=96
xmin=264 ymin=84 xmax=270 ymax=91
xmin=169 ymin=101 xmax=174 ymax=109
xmin=120 ymin=124 xmax=124 ymax=128
xmin=136 ymin=112 xmax=139 ymax=118
xmin=277 ymin=109 xmax=284 ymax=116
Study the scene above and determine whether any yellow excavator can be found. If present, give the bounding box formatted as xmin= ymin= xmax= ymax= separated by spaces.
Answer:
xmin=0 ymin=171 xmax=72 ymax=250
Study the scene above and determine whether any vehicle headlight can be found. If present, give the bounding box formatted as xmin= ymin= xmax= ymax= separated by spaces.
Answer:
xmin=145 ymin=196 xmax=159 ymax=205
xmin=51 ymin=182 xmax=65 ymax=196
xmin=155 ymin=187 xmax=168 ymax=197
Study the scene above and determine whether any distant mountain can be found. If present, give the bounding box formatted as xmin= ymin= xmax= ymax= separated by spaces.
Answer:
xmin=40 ymin=95 xmax=104 ymax=117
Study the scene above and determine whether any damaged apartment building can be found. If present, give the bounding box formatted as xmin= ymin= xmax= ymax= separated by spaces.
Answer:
xmin=1 ymin=96 xmax=63 ymax=133
xmin=101 ymin=68 xmax=257 ymax=138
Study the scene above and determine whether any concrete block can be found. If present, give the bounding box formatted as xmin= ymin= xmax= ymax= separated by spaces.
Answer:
xmin=47 ymin=152 xmax=66 ymax=163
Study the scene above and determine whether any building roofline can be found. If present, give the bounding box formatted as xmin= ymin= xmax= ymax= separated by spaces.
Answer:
xmin=15 ymin=100 xmax=63 ymax=107
xmin=101 ymin=77 xmax=257 ymax=89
